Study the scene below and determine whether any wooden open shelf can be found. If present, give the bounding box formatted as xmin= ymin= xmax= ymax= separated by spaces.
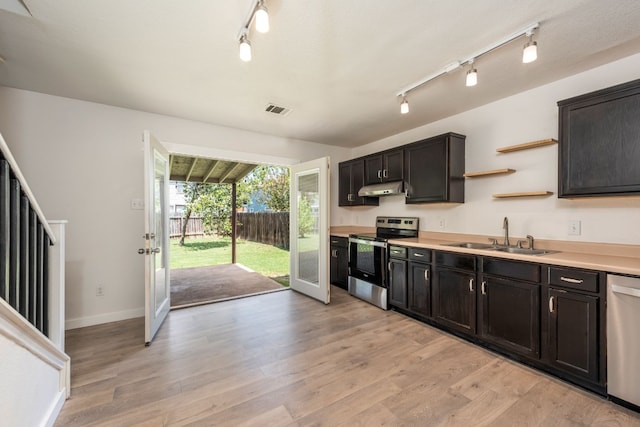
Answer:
xmin=492 ymin=191 xmax=554 ymax=199
xmin=464 ymin=168 xmax=515 ymax=178
xmin=496 ymin=138 xmax=558 ymax=153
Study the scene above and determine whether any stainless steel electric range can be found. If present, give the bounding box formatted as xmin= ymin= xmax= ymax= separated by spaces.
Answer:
xmin=348 ymin=216 xmax=419 ymax=309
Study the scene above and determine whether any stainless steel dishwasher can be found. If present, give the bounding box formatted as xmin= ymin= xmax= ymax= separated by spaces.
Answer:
xmin=607 ymin=274 xmax=640 ymax=408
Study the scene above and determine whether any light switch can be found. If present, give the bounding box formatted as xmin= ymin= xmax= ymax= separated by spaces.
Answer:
xmin=131 ymin=198 xmax=145 ymax=210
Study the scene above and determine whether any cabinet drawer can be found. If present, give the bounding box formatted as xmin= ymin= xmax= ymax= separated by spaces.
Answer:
xmin=549 ymin=267 xmax=599 ymax=293
xmin=389 ymin=246 xmax=408 ymax=259
xmin=409 ymin=247 xmax=431 ymax=262
xmin=435 ymin=251 xmax=475 ymax=271
xmin=330 ymin=236 xmax=348 ymax=248
xmin=482 ymin=258 xmax=541 ymax=283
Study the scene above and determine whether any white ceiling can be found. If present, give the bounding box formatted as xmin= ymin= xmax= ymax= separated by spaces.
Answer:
xmin=2 ymin=1 xmax=640 ymax=148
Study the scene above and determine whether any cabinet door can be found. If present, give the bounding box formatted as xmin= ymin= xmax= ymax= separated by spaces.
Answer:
xmin=338 ymin=160 xmax=378 ymax=206
xmin=330 ymin=245 xmax=348 ymax=290
xmin=389 ymin=258 xmax=407 ymax=308
xmin=404 ymin=134 xmax=465 ymax=203
xmin=547 ymin=288 xmax=599 ymax=382
xmin=364 ymin=155 xmax=383 ymax=185
xmin=338 ymin=162 xmax=352 ymax=206
xmin=383 ymin=149 xmax=404 ymax=182
xmin=408 ymin=261 xmax=431 ymax=318
xmin=479 ymin=276 xmax=540 ymax=359
xmin=558 ymin=79 xmax=640 ymax=197
xmin=404 ymin=137 xmax=447 ymax=202
xmin=434 ymin=267 xmax=476 ymax=335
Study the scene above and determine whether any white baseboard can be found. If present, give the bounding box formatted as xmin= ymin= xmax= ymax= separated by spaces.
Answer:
xmin=43 ymin=390 xmax=67 ymax=427
xmin=65 ymin=307 xmax=144 ymax=330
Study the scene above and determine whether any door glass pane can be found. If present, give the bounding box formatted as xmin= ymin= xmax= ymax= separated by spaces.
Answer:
xmin=297 ymin=170 xmax=319 ymax=284
xmin=154 ymin=151 xmax=167 ymax=307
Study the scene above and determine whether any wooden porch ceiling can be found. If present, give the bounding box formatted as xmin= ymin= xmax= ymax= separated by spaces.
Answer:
xmin=169 ymin=155 xmax=257 ymax=184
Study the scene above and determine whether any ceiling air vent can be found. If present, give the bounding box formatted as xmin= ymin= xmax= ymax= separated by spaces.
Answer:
xmin=265 ymin=103 xmax=291 ymax=116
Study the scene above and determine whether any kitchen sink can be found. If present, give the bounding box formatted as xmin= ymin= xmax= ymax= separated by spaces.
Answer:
xmin=444 ymin=242 xmax=558 ymax=256
xmin=445 ymin=242 xmax=500 ymax=249
xmin=493 ymin=247 xmax=557 ymax=256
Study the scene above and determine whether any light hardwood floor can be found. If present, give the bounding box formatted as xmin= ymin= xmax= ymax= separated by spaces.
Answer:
xmin=56 ymin=287 xmax=640 ymax=426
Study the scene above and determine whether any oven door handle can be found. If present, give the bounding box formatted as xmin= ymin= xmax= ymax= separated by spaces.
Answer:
xmin=348 ymin=238 xmax=387 ymax=248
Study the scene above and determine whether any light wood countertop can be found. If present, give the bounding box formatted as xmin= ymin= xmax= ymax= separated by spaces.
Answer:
xmin=331 ymin=227 xmax=640 ymax=276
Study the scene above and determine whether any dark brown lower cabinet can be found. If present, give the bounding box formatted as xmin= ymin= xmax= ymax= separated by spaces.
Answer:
xmin=329 ymin=236 xmax=348 ymax=290
xmin=479 ymin=275 xmax=540 ymax=359
xmin=388 ymin=257 xmax=407 ymax=309
xmin=547 ymin=288 xmax=599 ymax=383
xmin=408 ymin=261 xmax=431 ymax=318
xmin=434 ymin=266 xmax=476 ymax=335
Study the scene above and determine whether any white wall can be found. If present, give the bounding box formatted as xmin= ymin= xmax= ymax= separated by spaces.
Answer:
xmin=339 ymin=53 xmax=640 ymax=245
xmin=0 ymin=87 xmax=349 ymax=328
xmin=1 ymin=53 xmax=639 ymax=329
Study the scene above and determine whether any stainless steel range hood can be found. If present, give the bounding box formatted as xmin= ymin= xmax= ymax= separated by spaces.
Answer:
xmin=358 ymin=181 xmax=404 ymax=197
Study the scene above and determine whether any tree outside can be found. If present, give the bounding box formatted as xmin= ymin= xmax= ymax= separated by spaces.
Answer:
xmin=179 ymin=165 xmax=290 ymax=243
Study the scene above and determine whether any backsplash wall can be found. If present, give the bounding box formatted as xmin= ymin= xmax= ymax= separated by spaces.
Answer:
xmin=334 ymin=53 xmax=640 ymax=245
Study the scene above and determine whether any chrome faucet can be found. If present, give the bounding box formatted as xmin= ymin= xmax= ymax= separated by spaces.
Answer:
xmin=503 ymin=217 xmax=510 ymax=246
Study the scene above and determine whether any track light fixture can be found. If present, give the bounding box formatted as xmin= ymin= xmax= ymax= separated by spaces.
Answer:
xmin=239 ymin=34 xmax=252 ymax=62
xmin=522 ymin=31 xmax=538 ymax=64
xmin=237 ymin=0 xmax=271 ymax=62
xmin=465 ymin=60 xmax=478 ymax=87
xmin=400 ymin=96 xmax=409 ymax=114
xmin=255 ymin=1 xmax=269 ymax=33
xmin=396 ymin=22 xmax=540 ymax=113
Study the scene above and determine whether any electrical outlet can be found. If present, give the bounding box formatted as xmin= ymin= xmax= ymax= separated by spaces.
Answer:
xmin=96 ymin=284 xmax=105 ymax=297
xmin=568 ymin=220 xmax=581 ymax=236
xmin=438 ymin=218 xmax=446 ymax=230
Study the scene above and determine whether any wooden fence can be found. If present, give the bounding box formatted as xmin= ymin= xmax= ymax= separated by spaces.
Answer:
xmin=237 ymin=212 xmax=290 ymax=249
xmin=170 ymin=216 xmax=204 ymax=238
xmin=170 ymin=213 xmax=290 ymax=249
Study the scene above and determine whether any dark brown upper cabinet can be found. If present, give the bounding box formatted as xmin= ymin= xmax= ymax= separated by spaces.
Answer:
xmin=363 ymin=148 xmax=404 ymax=185
xmin=404 ymin=132 xmax=466 ymax=203
xmin=558 ymin=78 xmax=640 ymax=198
xmin=338 ymin=159 xmax=379 ymax=207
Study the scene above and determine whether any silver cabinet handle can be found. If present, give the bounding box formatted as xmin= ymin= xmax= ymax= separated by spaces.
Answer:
xmin=383 ymin=169 xmax=389 ymax=178
xmin=388 ymin=262 xmax=392 ymax=271
xmin=560 ymin=276 xmax=583 ymax=284
xmin=481 ymin=281 xmax=487 ymax=295
xmin=549 ymin=296 xmax=555 ymax=313
xmin=377 ymin=170 xmax=382 ymax=179
xmin=469 ymin=278 xmax=474 ymax=292
xmin=424 ymin=269 xmax=429 ymax=280
xmin=413 ymin=253 xmax=424 ymax=257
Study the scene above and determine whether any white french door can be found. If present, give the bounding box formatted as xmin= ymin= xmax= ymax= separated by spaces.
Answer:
xmin=142 ymin=131 xmax=170 ymax=344
xmin=289 ymin=157 xmax=330 ymax=303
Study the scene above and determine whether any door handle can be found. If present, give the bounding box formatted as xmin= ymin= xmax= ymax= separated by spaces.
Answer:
xmin=481 ymin=281 xmax=487 ymax=295
xmin=549 ymin=296 xmax=555 ymax=313
xmin=138 ymin=248 xmax=160 ymax=255
xmin=377 ymin=170 xmax=382 ymax=179
xmin=383 ymin=169 xmax=389 ymax=178
xmin=424 ymin=269 xmax=429 ymax=280
xmin=469 ymin=278 xmax=474 ymax=292
xmin=143 ymin=233 xmax=155 ymax=240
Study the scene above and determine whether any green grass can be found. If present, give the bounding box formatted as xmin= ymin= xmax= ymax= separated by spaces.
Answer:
xmin=170 ymin=237 xmax=290 ymax=284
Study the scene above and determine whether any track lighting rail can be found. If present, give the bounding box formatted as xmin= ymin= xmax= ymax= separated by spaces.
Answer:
xmin=396 ymin=22 xmax=540 ymax=113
